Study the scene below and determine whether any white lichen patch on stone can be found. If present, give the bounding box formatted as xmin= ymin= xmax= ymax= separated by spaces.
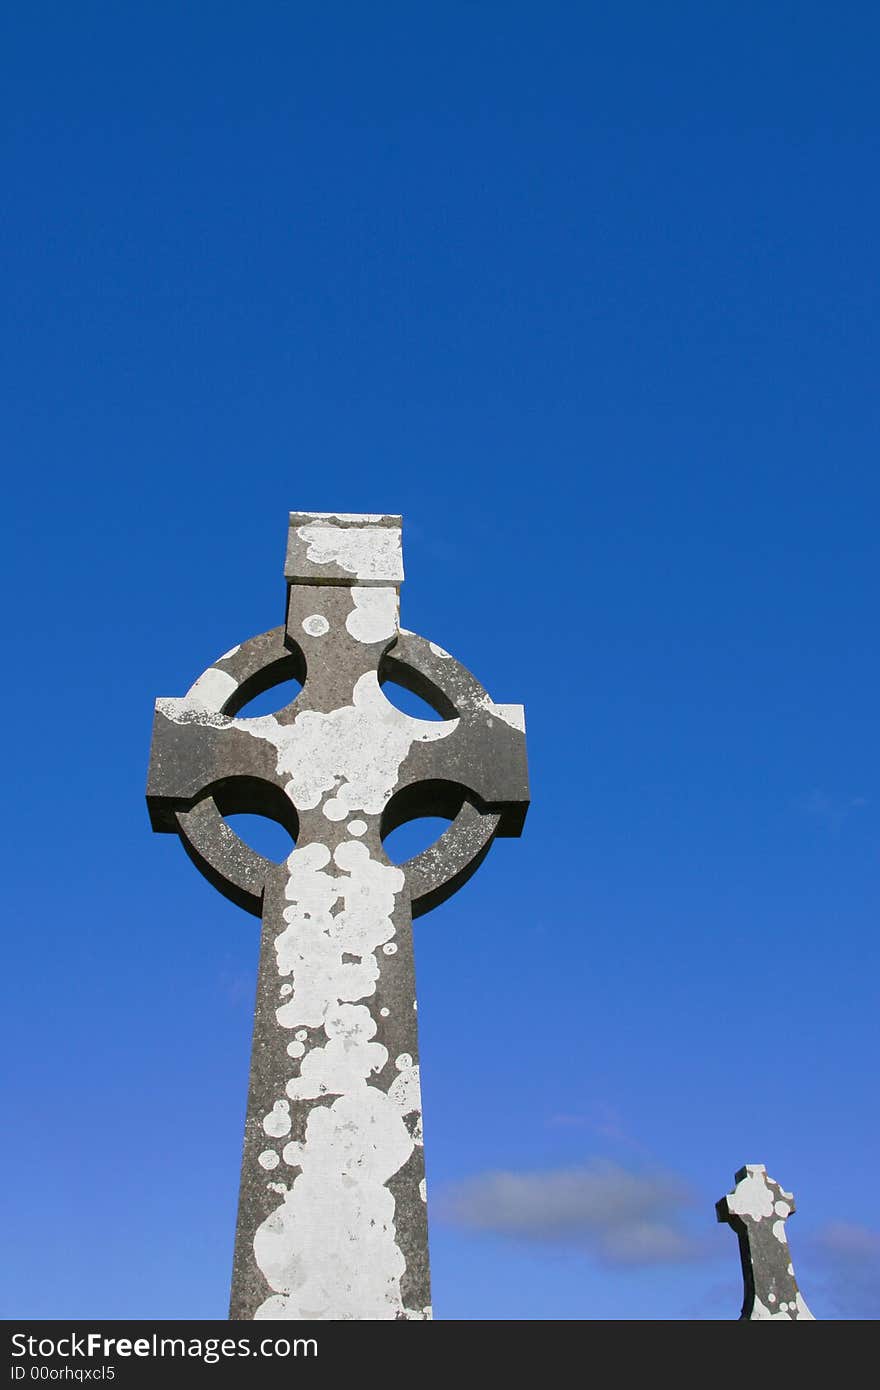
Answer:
xmin=795 ymin=1292 xmax=814 ymax=1319
xmin=302 ymin=614 xmax=330 ymax=637
xmin=220 ymin=644 xmax=241 ymax=660
xmin=752 ymin=1296 xmax=794 ymax=1320
xmin=253 ymin=1089 xmax=415 ymax=1320
xmin=263 ymin=1100 xmax=292 ymax=1138
xmin=258 ymin=1150 xmax=280 ymax=1171
xmin=297 ymin=523 xmax=403 ymax=583
xmin=752 ymin=1292 xmax=813 ymax=1320
xmin=492 ymin=702 xmax=526 ymax=733
xmin=472 ymin=693 xmax=526 ymax=732
xmin=347 ymin=819 xmax=367 ymax=837
xmin=295 ymin=512 xmax=392 ymax=524
xmin=257 ymin=672 xmax=455 ymax=819
xmin=251 ymin=832 xmax=425 ymax=1321
xmin=345 ymin=587 xmax=399 ymax=644
xmin=155 ymin=698 xmax=228 ymax=728
xmin=286 ymin=1003 xmax=388 ymax=1101
xmin=185 ymin=666 xmax=238 ymax=711
xmin=429 ymin=642 xmax=452 ymax=659
xmin=388 ymin=1063 xmax=423 ymax=1145
xmin=286 ymin=1040 xmax=305 ymax=1058
xmin=273 ymin=841 xmax=402 ymax=1031
xmin=725 ymin=1168 xmax=775 ymax=1222
xmin=419 ymin=1178 xmax=427 ymax=1202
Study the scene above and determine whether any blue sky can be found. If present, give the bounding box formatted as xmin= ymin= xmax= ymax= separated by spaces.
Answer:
xmin=2 ymin=4 xmax=878 ymax=1320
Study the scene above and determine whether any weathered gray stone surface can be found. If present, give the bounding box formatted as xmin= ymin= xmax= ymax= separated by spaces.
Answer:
xmin=147 ymin=511 xmax=529 ymax=1320
xmin=717 ymin=1164 xmax=815 ymax=1320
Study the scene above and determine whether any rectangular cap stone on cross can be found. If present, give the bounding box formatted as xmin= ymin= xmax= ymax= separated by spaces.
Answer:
xmin=284 ymin=511 xmax=404 ymax=587
xmin=146 ymin=509 xmax=529 ymax=1320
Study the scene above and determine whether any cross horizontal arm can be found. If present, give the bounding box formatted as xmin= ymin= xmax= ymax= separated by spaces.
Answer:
xmin=147 ymin=626 xmax=303 ymax=832
xmin=146 ymin=702 xmax=289 ymax=831
xmin=384 ymin=629 xmax=529 ymax=835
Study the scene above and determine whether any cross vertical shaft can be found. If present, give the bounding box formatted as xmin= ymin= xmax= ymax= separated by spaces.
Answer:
xmin=231 ymin=833 xmax=428 ymax=1319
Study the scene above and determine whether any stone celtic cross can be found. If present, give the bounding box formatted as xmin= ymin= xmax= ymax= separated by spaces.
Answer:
xmin=717 ymin=1165 xmax=814 ymax=1320
xmin=147 ymin=512 xmax=529 ymax=1320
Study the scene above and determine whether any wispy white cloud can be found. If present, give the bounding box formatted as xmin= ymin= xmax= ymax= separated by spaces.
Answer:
xmin=798 ymin=788 xmax=868 ymax=834
xmin=435 ymin=1160 xmax=707 ymax=1267
xmin=810 ymin=1222 xmax=880 ymax=1319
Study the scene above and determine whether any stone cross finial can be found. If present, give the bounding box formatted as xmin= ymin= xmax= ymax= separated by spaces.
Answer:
xmin=716 ymin=1165 xmax=815 ymax=1320
xmin=147 ymin=511 xmax=529 ymax=1320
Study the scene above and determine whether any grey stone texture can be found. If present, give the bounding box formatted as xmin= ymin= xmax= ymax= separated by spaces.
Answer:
xmin=717 ymin=1164 xmax=815 ymax=1319
xmin=147 ymin=511 xmax=529 ymax=1320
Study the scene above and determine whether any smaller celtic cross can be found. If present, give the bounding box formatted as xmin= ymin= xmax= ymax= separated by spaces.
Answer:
xmin=147 ymin=512 xmax=529 ymax=1320
xmin=717 ymin=1164 xmax=815 ymax=1319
